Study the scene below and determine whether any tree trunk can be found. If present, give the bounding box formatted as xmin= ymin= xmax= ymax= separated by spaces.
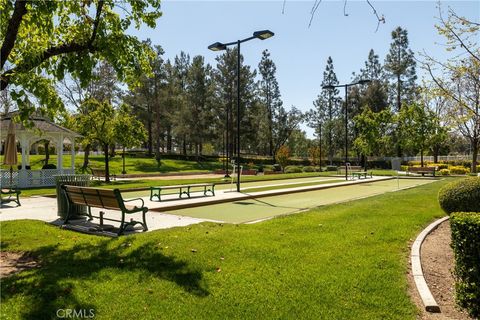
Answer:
xmin=182 ymin=135 xmax=187 ymax=155
xmin=396 ymin=72 xmax=403 ymax=157
xmin=472 ymin=138 xmax=479 ymax=173
xmin=318 ymin=124 xmax=322 ymax=172
xmin=104 ymin=143 xmax=110 ymax=183
xmin=420 ymin=149 xmax=424 ymax=167
xmin=44 ymin=141 xmax=50 ymax=165
xmin=109 ymin=144 xmax=115 ymax=158
xmin=433 ymin=144 xmax=439 ymax=164
xmin=167 ymin=126 xmax=172 ymax=153
xmin=82 ymin=144 xmax=91 ymax=170
xmin=147 ymin=117 xmax=153 ymax=157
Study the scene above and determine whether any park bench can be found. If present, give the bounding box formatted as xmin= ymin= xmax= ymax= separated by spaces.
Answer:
xmin=351 ymin=171 xmax=372 ymax=180
xmin=62 ymin=185 xmax=148 ymax=235
xmin=90 ymin=167 xmax=116 ymax=181
xmin=150 ymin=183 xmax=215 ymax=202
xmin=242 ymin=169 xmax=257 ymax=175
xmin=407 ymin=166 xmax=436 ymax=177
xmin=0 ymin=187 xmax=21 ymax=206
xmin=337 ymin=165 xmax=363 ymax=174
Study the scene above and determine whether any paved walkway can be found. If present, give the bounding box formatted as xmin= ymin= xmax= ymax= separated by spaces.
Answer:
xmin=0 ymin=176 xmax=394 ymax=235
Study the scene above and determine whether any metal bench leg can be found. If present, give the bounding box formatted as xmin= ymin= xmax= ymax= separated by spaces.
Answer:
xmin=99 ymin=211 xmax=104 ymax=226
xmin=118 ymin=211 xmax=126 ymax=235
xmin=150 ymin=188 xmax=161 ymax=201
xmin=142 ymin=210 xmax=148 ymax=232
xmin=87 ymin=207 xmax=93 ymax=221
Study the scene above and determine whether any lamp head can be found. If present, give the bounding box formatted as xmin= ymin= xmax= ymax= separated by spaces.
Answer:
xmin=357 ymin=79 xmax=372 ymax=85
xmin=322 ymin=85 xmax=335 ymax=90
xmin=253 ymin=30 xmax=274 ymax=40
xmin=208 ymin=42 xmax=227 ymax=51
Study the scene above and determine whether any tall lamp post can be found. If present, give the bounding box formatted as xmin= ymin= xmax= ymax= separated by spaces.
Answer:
xmin=322 ymin=79 xmax=371 ymax=180
xmin=209 ymin=30 xmax=274 ymax=192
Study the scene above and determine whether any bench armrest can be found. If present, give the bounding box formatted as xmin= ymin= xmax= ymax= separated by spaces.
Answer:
xmin=124 ymin=197 xmax=145 ymax=208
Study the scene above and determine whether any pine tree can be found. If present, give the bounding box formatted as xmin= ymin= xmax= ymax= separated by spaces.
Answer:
xmin=384 ymin=27 xmax=417 ymax=157
xmin=214 ymin=48 xmax=256 ymax=163
xmin=172 ymin=51 xmax=191 ymax=155
xmin=258 ymin=49 xmax=283 ymax=158
xmin=384 ymin=27 xmax=417 ymax=112
xmin=312 ymin=56 xmax=341 ymax=164
xmin=184 ymin=55 xmax=216 ymax=157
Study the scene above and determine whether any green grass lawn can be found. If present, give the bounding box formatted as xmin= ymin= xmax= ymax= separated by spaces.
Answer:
xmin=1 ymin=154 xmax=224 ymax=174
xmin=0 ymin=178 xmax=450 ymax=319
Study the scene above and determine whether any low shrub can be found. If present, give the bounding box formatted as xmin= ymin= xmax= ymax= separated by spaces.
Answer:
xmin=284 ymin=166 xmax=302 ymax=173
xmin=449 ymin=166 xmax=470 ymax=175
xmin=400 ymin=165 xmax=409 ymax=172
xmin=42 ymin=164 xmax=57 ymax=169
xmin=430 ymin=163 xmax=448 ymax=170
xmin=302 ymin=166 xmax=316 ymax=172
xmin=366 ymin=160 xmax=391 ymax=169
xmin=450 ymin=212 xmax=480 ymax=318
xmin=272 ymin=164 xmax=282 ymax=172
xmin=439 ymin=169 xmax=450 ymax=176
xmin=326 ymin=165 xmax=337 ymax=172
xmin=438 ymin=177 xmax=480 ymax=214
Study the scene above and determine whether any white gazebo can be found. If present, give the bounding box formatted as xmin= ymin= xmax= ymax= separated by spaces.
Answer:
xmin=1 ymin=112 xmax=81 ymax=188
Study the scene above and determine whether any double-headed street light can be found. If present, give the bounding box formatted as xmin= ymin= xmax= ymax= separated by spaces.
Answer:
xmin=322 ymin=79 xmax=371 ymax=180
xmin=209 ymin=30 xmax=274 ymax=192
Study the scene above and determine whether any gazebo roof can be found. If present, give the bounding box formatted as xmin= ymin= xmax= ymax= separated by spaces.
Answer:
xmin=0 ymin=112 xmax=81 ymax=138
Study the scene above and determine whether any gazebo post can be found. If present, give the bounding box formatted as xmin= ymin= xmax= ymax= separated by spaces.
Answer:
xmin=57 ymin=134 xmax=63 ymax=174
xmin=71 ymin=138 xmax=75 ymax=172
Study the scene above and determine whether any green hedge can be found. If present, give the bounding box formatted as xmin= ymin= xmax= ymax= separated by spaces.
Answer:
xmin=438 ymin=177 xmax=480 ymax=214
xmin=284 ymin=166 xmax=303 ymax=173
xmin=302 ymin=166 xmax=316 ymax=172
xmin=450 ymin=212 xmax=480 ymax=318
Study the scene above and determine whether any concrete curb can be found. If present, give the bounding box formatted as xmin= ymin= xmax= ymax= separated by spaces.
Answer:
xmin=411 ymin=216 xmax=449 ymax=313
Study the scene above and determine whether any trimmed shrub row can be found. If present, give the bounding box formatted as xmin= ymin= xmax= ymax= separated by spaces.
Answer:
xmin=438 ymin=177 xmax=480 ymax=214
xmin=450 ymin=212 xmax=480 ymax=318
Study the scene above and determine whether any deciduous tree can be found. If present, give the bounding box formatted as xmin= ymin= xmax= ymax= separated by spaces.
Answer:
xmin=0 ymin=0 xmax=161 ymax=119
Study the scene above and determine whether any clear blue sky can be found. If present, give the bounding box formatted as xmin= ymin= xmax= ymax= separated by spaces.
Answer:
xmin=128 ymin=0 xmax=479 ymax=137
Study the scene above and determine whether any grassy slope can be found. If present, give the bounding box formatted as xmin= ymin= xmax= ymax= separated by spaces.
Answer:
xmin=2 ymin=154 xmax=224 ymax=173
xmin=0 ymin=178 xmax=450 ymax=319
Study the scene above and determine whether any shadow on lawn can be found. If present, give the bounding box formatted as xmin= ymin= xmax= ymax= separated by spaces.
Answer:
xmin=1 ymin=239 xmax=209 ymax=319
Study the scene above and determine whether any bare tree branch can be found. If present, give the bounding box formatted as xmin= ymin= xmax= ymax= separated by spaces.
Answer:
xmin=305 ymin=0 xmax=385 ymax=30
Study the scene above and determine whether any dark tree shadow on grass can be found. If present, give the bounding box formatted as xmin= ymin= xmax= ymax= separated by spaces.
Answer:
xmin=1 ymin=239 xmax=209 ymax=319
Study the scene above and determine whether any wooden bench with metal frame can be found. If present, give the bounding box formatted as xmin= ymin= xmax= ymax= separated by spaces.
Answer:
xmin=62 ymin=185 xmax=148 ymax=235
xmin=90 ymin=167 xmax=117 ymax=181
xmin=0 ymin=187 xmax=21 ymax=206
xmin=351 ymin=171 xmax=372 ymax=180
xmin=407 ymin=166 xmax=436 ymax=177
xmin=150 ymin=183 xmax=216 ymax=202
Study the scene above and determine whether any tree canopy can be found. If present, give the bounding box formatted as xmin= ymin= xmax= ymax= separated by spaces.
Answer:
xmin=0 ymin=0 xmax=161 ymax=119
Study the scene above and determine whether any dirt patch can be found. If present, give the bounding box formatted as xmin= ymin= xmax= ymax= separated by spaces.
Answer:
xmin=408 ymin=220 xmax=474 ymax=320
xmin=0 ymin=251 xmax=40 ymax=278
